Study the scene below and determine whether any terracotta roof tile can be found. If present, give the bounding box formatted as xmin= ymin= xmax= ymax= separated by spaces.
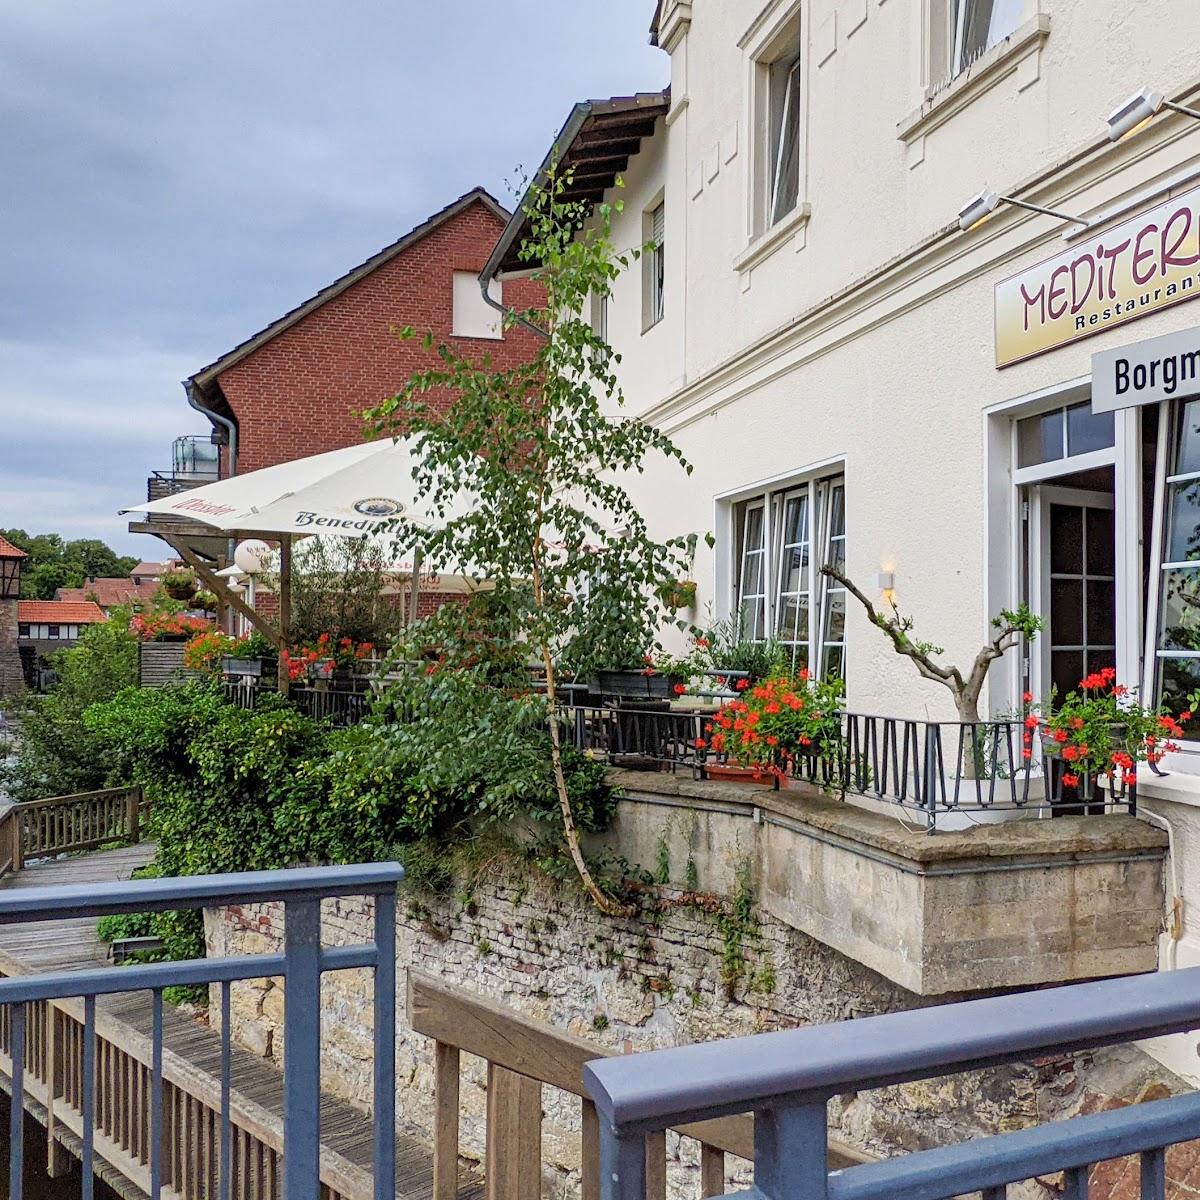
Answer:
xmin=55 ymin=579 xmax=149 ymax=608
xmin=0 ymin=536 xmax=27 ymax=559
xmin=18 ymin=601 xmax=106 ymax=625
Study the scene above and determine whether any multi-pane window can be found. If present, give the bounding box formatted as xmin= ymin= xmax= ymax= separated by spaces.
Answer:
xmin=951 ymin=0 xmax=1024 ymax=74
xmin=645 ymin=202 xmax=665 ymax=329
xmin=820 ymin=481 xmax=848 ymax=678
xmin=47 ymin=624 xmax=60 ymax=639
xmin=1017 ymin=402 xmax=1114 ymax=468
xmin=733 ymin=475 xmax=847 ymax=678
xmin=769 ymin=51 xmax=802 ymax=227
xmin=1156 ymin=398 xmax=1200 ymax=712
xmin=737 ymin=501 xmax=768 ymax=641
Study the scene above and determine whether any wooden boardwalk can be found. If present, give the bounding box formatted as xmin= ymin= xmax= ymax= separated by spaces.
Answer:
xmin=0 ymin=846 xmax=481 ymax=1200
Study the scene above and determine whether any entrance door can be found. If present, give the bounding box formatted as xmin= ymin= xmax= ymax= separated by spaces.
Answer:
xmin=1027 ymin=486 xmax=1116 ymax=700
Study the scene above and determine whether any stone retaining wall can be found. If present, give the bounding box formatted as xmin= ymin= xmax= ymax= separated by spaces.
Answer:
xmin=205 ymin=849 xmax=1186 ymax=1200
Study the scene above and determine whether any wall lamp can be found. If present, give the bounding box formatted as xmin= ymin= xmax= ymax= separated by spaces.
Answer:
xmin=1107 ymin=86 xmax=1200 ymax=142
xmin=957 ymin=187 xmax=1089 ymax=233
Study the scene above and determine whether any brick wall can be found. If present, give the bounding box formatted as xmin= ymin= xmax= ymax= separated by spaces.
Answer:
xmin=217 ymin=198 xmax=543 ymax=474
xmin=0 ymin=598 xmax=22 ymax=697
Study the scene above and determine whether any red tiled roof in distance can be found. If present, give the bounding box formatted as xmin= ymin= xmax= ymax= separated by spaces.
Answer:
xmin=131 ymin=561 xmax=170 ymax=577
xmin=56 ymin=578 xmax=150 ymax=608
xmin=0 ymin=536 xmax=27 ymax=559
xmin=18 ymin=601 xmax=106 ymax=625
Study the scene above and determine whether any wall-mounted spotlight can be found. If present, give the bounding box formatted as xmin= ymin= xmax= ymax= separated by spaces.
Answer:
xmin=1107 ymin=86 xmax=1200 ymax=142
xmin=957 ymin=187 xmax=1089 ymax=233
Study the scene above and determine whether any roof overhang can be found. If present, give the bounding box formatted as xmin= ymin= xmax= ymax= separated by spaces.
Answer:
xmin=483 ymin=92 xmax=669 ymax=281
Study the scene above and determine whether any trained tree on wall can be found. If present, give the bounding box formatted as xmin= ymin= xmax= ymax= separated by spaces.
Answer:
xmin=367 ymin=168 xmax=693 ymax=914
xmin=821 ymin=563 xmax=1042 ymax=724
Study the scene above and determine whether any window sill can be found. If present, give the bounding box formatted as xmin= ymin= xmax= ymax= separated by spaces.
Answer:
xmin=896 ymin=13 xmax=1051 ymax=146
xmin=733 ymin=203 xmax=812 ymax=276
xmin=642 ymin=314 xmax=665 ymax=336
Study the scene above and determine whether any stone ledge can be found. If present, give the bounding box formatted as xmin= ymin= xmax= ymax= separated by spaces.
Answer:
xmin=606 ymin=768 xmax=1167 ymax=995
xmin=609 ymin=768 xmax=1168 ymax=865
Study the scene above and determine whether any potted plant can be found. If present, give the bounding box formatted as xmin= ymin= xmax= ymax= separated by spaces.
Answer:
xmin=701 ymin=671 xmax=844 ymax=786
xmin=694 ymin=617 xmax=787 ymax=687
xmin=128 ymin=611 xmax=213 ymax=643
xmin=1022 ymin=669 xmax=1193 ymax=791
xmin=160 ymin=568 xmax=198 ymax=604
xmin=220 ymin=632 xmax=274 ymax=679
xmin=659 ymin=579 xmax=697 ymax=610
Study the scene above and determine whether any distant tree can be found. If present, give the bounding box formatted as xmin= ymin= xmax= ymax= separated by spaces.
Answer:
xmin=1 ymin=528 xmax=138 ymax=599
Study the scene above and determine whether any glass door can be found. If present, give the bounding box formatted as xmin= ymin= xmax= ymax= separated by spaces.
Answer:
xmin=1029 ymin=486 xmax=1116 ymax=701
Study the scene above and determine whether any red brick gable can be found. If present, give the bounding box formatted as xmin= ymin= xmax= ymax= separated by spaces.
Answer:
xmin=209 ymin=193 xmax=544 ymax=474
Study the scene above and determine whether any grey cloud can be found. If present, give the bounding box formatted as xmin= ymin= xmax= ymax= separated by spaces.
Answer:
xmin=0 ymin=1 xmax=666 ymax=551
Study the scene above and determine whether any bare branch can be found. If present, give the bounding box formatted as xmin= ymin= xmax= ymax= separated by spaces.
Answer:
xmin=823 ymin=564 xmax=962 ymax=692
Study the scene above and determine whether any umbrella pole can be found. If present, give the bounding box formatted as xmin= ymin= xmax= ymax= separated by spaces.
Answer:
xmin=407 ymin=548 xmax=423 ymax=628
xmin=279 ymin=538 xmax=293 ymax=697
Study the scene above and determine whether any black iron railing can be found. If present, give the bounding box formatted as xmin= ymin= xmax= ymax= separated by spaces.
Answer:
xmin=212 ymin=679 xmax=1134 ymax=828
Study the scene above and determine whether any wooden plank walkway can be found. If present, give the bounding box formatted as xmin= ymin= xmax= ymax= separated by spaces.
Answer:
xmin=0 ymin=846 xmax=481 ymax=1200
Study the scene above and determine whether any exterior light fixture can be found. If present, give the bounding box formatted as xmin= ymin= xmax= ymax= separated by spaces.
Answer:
xmin=1106 ymin=87 xmax=1200 ymax=142
xmin=872 ymin=571 xmax=895 ymax=593
xmin=958 ymin=186 xmax=1089 ymax=233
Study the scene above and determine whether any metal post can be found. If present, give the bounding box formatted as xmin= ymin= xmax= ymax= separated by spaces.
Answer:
xmin=10 ymin=1002 xmax=24 ymax=1200
xmin=753 ymin=1102 xmax=828 ymax=1200
xmin=924 ymin=723 xmax=940 ymax=832
xmin=598 ymin=1126 xmax=645 ymax=1200
xmin=373 ymin=887 xmax=396 ymax=1200
xmin=283 ymin=898 xmax=322 ymax=1200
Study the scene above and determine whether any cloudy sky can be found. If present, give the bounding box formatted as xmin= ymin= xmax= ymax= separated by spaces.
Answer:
xmin=0 ymin=2 xmax=665 ymax=555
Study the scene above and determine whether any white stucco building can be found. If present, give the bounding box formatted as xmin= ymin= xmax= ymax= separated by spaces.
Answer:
xmin=486 ymin=0 xmax=1200 ymax=1077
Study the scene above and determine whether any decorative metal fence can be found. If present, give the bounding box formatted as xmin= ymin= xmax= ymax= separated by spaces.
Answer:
xmin=210 ymin=681 xmax=1134 ymax=828
xmin=0 ymin=863 xmax=401 ymax=1200
xmin=584 ymin=964 xmax=1200 ymax=1200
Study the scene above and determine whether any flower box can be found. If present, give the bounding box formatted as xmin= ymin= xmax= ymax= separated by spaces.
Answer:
xmin=593 ymin=670 xmax=683 ymax=701
xmin=309 ymin=659 xmax=336 ymax=681
xmin=703 ymin=762 xmax=773 ymax=785
xmin=222 ymin=656 xmax=264 ymax=678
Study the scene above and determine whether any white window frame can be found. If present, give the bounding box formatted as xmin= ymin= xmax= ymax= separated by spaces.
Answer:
xmin=642 ymin=199 xmax=665 ymax=332
xmin=927 ymin=0 xmax=1028 ymax=84
xmin=722 ymin=464 xmax=847 ymax=679
xmin=741 ymin=1 xmax=809 ymax=247
xmin=950 ymin=0 xmax=1025 ymax=75
xmin=984 ymin=378 xmax=1142 ymax=720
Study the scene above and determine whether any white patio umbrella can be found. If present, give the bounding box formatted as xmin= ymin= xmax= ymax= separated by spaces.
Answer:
xmin=122 ymin=439 xmax=480 ymax=639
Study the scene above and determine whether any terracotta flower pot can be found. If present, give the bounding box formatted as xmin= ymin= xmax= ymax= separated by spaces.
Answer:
xmin=703 ymin=762 xmax=772 ymax=785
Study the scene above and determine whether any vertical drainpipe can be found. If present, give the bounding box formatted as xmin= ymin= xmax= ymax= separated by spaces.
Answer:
xmin=184 ymin=379 xmax=238 ymax=477
xmin=184 ymin=379 xmax=239 ymax=634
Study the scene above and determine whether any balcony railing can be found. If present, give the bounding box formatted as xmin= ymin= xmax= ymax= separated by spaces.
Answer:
xmin=146 ymin=471 xmax=210 ymax=503
xmin=213 ymin=678 xmax=1136 ymax=828
xmin=567 ymin=704 xmax=1134 ymax=828
xmin=0 ymin=863 xmax=401 ymax=1200
xmin=584 ymin=964 xmax=1200 ymax=1200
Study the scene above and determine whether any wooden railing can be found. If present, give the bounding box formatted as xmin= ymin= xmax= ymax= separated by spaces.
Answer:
xmin=409 ymin=973 xmax=869 ymax=1200
xmin=0 ymin=786 xmax=145 ymax=878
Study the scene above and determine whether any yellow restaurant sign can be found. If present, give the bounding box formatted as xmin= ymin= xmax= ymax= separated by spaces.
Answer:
xmin=995 ymin=184 xmax=1200 ymax=367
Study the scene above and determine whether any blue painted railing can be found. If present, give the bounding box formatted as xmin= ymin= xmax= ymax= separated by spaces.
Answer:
xmin=584 ymin=965 xmax=1200 ymax=1199
xmin=0 ymin=862 xmax=401 ymax=1200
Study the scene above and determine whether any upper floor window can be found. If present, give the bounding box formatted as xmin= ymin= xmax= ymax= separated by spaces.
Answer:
xmin=47 ymin=624 xmax=60 ymax=639
xmin=769 ymin=50 xmax=802 ymax=227
xmin=17 ymin=623 xmax=29 ymax=638
xmin=949 ymin=0 xmax=1024 ymax=75
xmin=643 ymin=201 xmax=665 ymax=331
xmin=452 ymin=271 xmax=503 ymax=340
xmin=732 ymin=472 xmax=847 ymax=678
